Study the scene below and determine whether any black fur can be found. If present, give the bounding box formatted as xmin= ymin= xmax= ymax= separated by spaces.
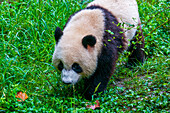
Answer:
xmin=84 ymin=6 xmax=127 ymax=100
xmin=127 ymin=25 xmax=145 ymax=66
xmin=58 ymin=61 xmax=64 ymax=71
xmin=82 ymin=35 xmax=96 ymax=49
xmin=72 ymin=63 xmax=83 ymax=73
xmin=54 ymin=27 xmax=63 ymax=44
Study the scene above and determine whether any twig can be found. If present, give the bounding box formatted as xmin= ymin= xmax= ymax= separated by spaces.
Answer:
xmin=145 ymin=7 xmax=169 ymax=25
xmin=145 ymin=20 xmax=169 ymax=37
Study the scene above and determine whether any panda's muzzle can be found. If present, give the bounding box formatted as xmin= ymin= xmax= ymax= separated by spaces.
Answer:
xmin=61 ymin=69 xmax=81 ymax=84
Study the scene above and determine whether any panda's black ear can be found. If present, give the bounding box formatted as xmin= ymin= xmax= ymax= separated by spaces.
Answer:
xmin=54 ymin=27 xmax=63 ymax=43
xmin=82 ymin=35 xmax=96 ymax=49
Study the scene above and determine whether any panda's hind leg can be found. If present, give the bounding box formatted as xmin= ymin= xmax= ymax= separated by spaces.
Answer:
xmin=127 ymin=25 xmax=145 ymax=67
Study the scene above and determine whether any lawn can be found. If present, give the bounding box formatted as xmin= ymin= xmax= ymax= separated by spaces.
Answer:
xmin=0 ymin=0 xmax=169 ymax=112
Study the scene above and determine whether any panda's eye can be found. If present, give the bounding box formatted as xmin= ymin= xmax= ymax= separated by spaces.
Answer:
xmin=72 ymin=63 xmax=82 ymax=73
xmin=58 ymin=61 xmax=64 ymax=71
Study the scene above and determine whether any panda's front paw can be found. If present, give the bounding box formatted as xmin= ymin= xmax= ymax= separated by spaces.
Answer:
xmin=84 ymin=90 xmax=94 ymax=100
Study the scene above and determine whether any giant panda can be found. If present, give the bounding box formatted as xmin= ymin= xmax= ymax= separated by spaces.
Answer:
xmin=52 ymin=0 xmax=144 ymax=100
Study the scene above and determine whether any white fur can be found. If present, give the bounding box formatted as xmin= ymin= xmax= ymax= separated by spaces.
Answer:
xmin=61 ymin=69 xmax=81 ymax=84
xmin=53 ymin=9 xmax=105 ymax=78
xmin=88 ymin=0 xmax=140 ymax=47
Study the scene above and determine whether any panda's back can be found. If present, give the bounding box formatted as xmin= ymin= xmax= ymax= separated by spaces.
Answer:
xmin=88 ymin=0 xmax=140 ymax=44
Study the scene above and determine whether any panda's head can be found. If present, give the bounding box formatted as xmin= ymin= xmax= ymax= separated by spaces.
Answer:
xmin=53 ymin=27 xmax=97 ymax=84
xmin=52 ymin=9 xmax=105 ymax=84
xmin=53 ymin=27 xmax=98 ymax=84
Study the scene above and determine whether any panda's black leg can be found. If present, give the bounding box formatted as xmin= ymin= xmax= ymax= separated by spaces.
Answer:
xmin=127 ymin=25 xmax=145 ymax=67
xmin=83 ymin=33 xmax=119 ymax=100
xmin=84 ymin=75 xmax=110 ymax=100
xmin=83 ymin=49 xmax=116 ymax=100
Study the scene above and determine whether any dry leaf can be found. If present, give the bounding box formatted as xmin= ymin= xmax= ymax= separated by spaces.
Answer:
xmin=15 ymin=91 xmax=28 ymax=102
xmin=86 ymin=100 xmax=100 ymax=110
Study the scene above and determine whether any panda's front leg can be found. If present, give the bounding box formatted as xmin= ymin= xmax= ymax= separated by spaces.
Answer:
xmin=83 ymin=46 xmax=117 ymax=100
xmin=127 ymin=25 xmax=145 ymax=67
xmin=84 ymin=73 xmax=111 ymax=100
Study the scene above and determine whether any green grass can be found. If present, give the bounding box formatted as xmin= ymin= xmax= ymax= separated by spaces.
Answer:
xmin=0 ymin=0 xmax=169 ymax=112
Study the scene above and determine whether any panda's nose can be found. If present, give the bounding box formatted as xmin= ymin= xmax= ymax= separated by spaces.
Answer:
xmin=61 ymin=69 xmax=80 ymax=85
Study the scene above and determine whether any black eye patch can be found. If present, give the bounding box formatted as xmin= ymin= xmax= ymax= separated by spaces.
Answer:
xmin=72 ymin=63 xmax=83 ymax=73
xmin=58 ymin=61 xmax=64 ymax=71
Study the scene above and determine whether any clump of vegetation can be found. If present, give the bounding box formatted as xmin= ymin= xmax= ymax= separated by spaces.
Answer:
xmin=0 ymin=0 xmax=169 ymax=112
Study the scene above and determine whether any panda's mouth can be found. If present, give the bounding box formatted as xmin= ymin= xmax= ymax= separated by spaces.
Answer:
xmin=61 ymin=69 xmax=81 ymax=84
xmin=62 ymin=81 xmax=72 ymax=85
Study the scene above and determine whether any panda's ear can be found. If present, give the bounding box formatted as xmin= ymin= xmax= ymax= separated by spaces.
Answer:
xmin=82 ymin=35 xmax=96 ymax=49
xmin=54 ymin=27 xmax=63 ymax=43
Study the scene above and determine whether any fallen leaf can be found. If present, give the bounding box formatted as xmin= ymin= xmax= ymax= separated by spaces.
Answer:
xmin=15 ymin=91 xmax=28 ymax=102
xmin=86 ymin=100 xmax=100 ymax=110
